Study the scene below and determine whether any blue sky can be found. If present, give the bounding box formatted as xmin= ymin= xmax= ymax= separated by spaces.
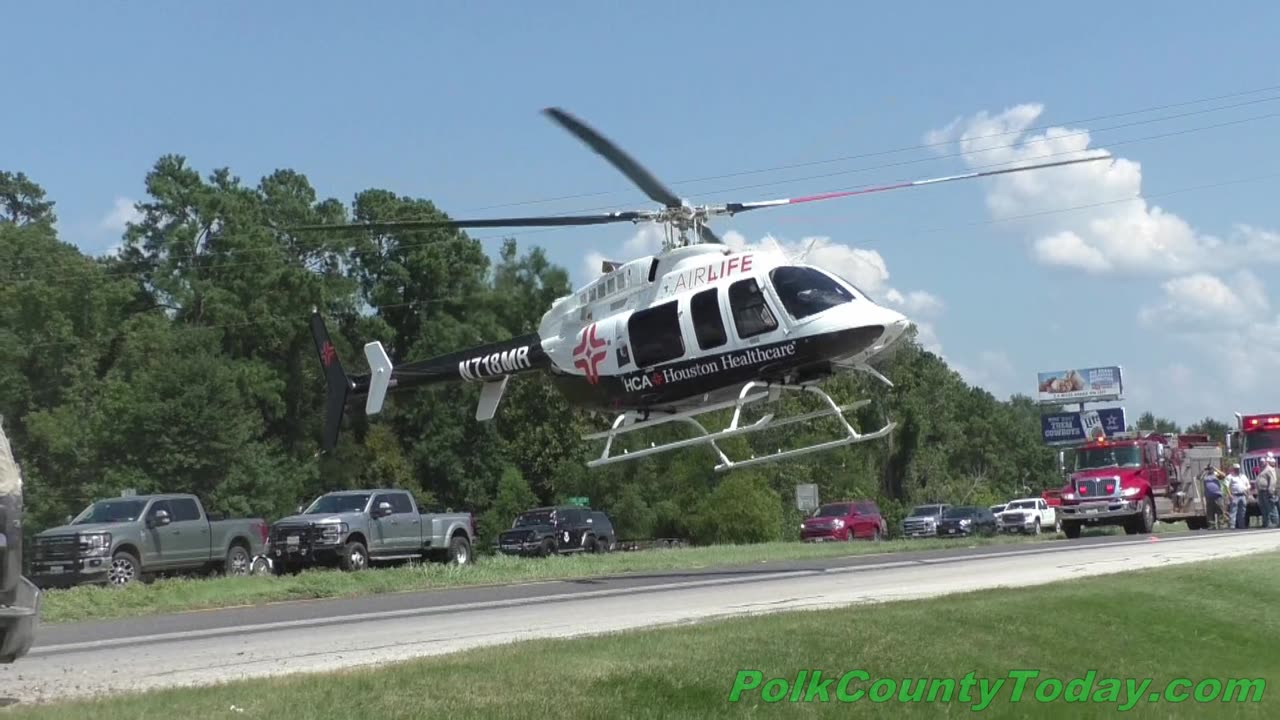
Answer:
xmin=6 ymin=1 xmax=1279 ymax=427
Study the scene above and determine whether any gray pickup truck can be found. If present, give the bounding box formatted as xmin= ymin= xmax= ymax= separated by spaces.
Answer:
xmin=29 ymin=493 xmax=269 ymax=587
xmin=268 ymin=489 xmax=475 ymax=572
xmin=1 ymin=419 xmax=39 ymax=663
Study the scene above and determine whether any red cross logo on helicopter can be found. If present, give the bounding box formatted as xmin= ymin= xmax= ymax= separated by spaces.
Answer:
xmin=573 ymin=322 xmax=607 ymax=384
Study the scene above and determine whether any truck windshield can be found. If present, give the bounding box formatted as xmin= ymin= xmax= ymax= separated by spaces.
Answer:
xmin=71 ymin=499 xmax=148 ymax=524
xmin=909 ymin=505 xmax=943 ymax=516
xmin=813 ymin=504 xmax=853 ymax=517
xmin=1073 ymin=446 xmax=1141 ymax=470
xmin=304 ymin=494 xmax=370 ymax=514
xmin=1007 ymin=501 xmax=1037 ymax=510
xmin=1243 ymin=430 xmax=1280 ymax=453
xmin=514 ymin=511 xmax=553 ymax=526
xmin=943 ymin=507 xmax=977 ymax=518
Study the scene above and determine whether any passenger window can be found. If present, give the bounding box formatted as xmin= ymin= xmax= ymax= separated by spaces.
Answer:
xmin=690 ymin=288 xmax=727 ymax=350
xmin=628 ymin=301 xmax=684 ymax=367
xmin=170 ymin=499 xmax=202 ymax=522
xmin=389 ymin=493 xmax=414 ymax=514
xmin=728 ymin=278 xmax=778 ymax=339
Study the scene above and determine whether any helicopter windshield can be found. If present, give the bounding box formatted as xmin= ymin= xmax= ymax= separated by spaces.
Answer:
xmin=769 ymin=266 xmax=855 ymax=320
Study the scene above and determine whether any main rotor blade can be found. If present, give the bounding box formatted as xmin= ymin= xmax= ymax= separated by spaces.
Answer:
xmin=543 ymin=107 xmax=684 ymax=209
xmin=722 ymin=153 xmax=1113 ymax=215
xmin=696 ymin=224 xmax=722 ymax=244
xmin=286 ymin=211 xmax=644 ymax=234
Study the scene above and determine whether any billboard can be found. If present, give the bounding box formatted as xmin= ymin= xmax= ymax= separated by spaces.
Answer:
xmin=1036 ymin=366 xmax=1123 ymax=404
xmin=1041 ymin=408 xmax=1128 ymax=445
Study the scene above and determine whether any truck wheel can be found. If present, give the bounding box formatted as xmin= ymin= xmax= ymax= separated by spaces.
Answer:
xmin=224 ymin=545 xmax=250 ymax=576
xmin=340 ymin=540 xmax=368 ymax=572
xmin=538 ymin=538 xmax=555 ymax=557
xmin=583 ymin=534 xmax=598 ymax=553
xmin=1032 ymin=519 xmax=1041 ymax=535
xmin=447 ymin=535 xmax=472 ymax=566
xmin=1062 ymin=522 xmax=1082 ymax=539
xmin=108 ymin=550 xmax=140 ymax=586
xmin=1138 ymin=497 xmax=1155 ymax=534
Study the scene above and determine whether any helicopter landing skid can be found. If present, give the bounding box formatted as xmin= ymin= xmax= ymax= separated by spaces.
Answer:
xmin=584 ymin=380 xmax=895 ymax=472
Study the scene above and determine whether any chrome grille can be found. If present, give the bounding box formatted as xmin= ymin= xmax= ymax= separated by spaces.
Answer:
xmin=1242 ymin=457 xmax=1266 ymax=480
xmin=34 ymin=535 xmax=79 ymax=561
xmin=1074 ymin=477 xmax=1118 ymax=497
xmin=902 ymin=518 xmax=936 ymax=534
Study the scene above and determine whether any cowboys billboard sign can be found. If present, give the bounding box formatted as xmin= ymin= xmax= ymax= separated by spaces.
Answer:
xmin=1041 ymin=407 xmax=1128 ymax=445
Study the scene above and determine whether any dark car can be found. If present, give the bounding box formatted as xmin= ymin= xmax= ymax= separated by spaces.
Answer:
xmin=497 ymin=506 xmax=613 ymax=557
xmin=800 ymin=500 xmax=886 ymax=542
xmin=936 ymin=505 xmax=997 ymax=537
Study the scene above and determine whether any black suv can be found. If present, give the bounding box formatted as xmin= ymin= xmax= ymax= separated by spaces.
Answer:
xmin=497 ymin=505 xmax=614 ymax=557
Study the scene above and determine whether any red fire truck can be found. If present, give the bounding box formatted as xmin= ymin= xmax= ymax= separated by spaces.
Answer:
xmin=1055 ymin=432 xmax=1220 ymax=538
xmin=1226 ymin=413 xmax=1279 ymax=519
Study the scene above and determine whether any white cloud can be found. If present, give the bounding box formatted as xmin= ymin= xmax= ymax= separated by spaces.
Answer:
xmin=1138 ymin=270 xmax=1270 ymax=330
xmin=926 ymin=102 xmax=1280 ymax=421
xmin=922 ymin=104 xmax=1280 ymax=277
xmin=99 ymin=197 xmax=142 ymax=233
xmin=953 ymin=350 xmax=1017 ymax=399
xmin=886 ymin=289 xmax=945 ymax=316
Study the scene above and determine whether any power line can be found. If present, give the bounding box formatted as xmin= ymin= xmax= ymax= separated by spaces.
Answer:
xmin=465 ymin=83 xmax=1280 ymax=212
xmin=6 ymin=102 xmax=1277 ymax=286
xmin=10 ymin=168 xmax=1278 ymax=353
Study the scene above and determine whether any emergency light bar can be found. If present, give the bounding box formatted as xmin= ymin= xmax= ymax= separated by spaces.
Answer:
xmin=1242 ymin=415 xmax=1280 ymax=430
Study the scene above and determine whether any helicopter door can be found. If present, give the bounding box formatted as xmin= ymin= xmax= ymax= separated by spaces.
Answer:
xmin=725 ymin=277 xmax=784 ymax=347
xmin=626 ymin=300 xmax=686 ymax=370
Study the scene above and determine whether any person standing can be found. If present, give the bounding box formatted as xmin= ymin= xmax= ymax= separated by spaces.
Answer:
xmin=1226 ymin=464 xmax=1251 ymax=529
xmin=1256 ymin=455 xmax=1278 ymax=529
xmin=1203 ymin=466 xmax=1224 ymax=529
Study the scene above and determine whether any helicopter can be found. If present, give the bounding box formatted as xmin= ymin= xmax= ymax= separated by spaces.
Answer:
xmin=295 ymin=107 xmax=1110 ymax=472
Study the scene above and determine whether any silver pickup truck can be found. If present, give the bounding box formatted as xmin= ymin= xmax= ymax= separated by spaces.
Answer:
xmin=29 ymin=493 xmax=269 ymax=587
xmin=268 ymin=489 xmax=475 ymax=572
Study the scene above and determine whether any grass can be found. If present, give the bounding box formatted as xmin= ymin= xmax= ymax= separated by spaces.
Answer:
xmin=36 ymin=523 xmax=1188 ymax=625
xmin=9 ymin=545 xmax=1274 ymax=719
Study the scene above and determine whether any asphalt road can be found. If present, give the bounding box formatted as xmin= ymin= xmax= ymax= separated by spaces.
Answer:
xmin=4 ymin=528 xmax=1279 ymax=704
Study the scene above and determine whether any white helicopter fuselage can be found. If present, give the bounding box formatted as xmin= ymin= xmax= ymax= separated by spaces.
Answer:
xmin=535 ymin=244 xmax=912 ymax=414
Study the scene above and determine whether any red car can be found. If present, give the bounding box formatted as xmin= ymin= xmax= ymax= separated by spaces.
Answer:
xmin=800 ymin=500 xmax=886 ymax=542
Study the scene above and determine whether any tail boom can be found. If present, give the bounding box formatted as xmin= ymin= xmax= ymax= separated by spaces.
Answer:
xmin=309 ymin=310 xmax=549 ymax=450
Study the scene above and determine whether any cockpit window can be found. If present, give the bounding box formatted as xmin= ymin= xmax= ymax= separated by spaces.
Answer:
xmin=769 ymin=266 xmax=855 ymax=320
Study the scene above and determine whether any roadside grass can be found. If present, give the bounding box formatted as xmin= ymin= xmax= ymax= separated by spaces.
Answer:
xmin=12 ymin=546 xmax=1275 ymax=719
xmin=37 ymin=523 xmax=1186 ymax=624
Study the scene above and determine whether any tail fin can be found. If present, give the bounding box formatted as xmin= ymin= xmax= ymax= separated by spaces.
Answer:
xmin=310 ymin=309 xmax=362 ymax=452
